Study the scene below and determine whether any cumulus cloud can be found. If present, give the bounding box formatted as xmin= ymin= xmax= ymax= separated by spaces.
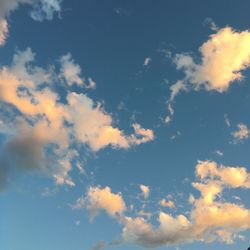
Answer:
xmin=231 ymin=123 xmax=249 ymax=143
xmin=0 ymin=48 xmax=154 ymax=190
xmin=59 ymin=53 xmax=96 ymax=89
xmin=0 ymin=0 xmax=62 ymax=46
xmin=121 ymin=161 xmax=250 ymax=247
xmin=139 ymin=184 xmax=150 ymax=199
xmin=159 ymin=198 xmax=175 ymax=209
xmin=174 ymin=27 xmax=250 ymax=92
xmin=166 ymin=27 xmax=250 ymax=122
xmin=74 ymin=161 xmax=250 ymax=248
xmin=83 ymin=186 xmax=126 ymax=220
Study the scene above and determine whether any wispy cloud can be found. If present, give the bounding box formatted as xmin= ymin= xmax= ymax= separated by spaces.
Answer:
xmin=0 ymin=0 xmax=62 ymax=46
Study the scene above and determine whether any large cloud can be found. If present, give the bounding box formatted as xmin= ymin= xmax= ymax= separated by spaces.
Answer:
xmin=0 ymin=48 xmax=154 ymax=190
xmin=121 ymin=161 xmax=250 ymax=247
xmin=166 ymin=27 xmax=250 ymax=123
xmin=175 ymin=27 xmax=250 ymax=92
xmin=81 ymin=161 xmax=250 ymax=248
xmin=0 ymin=0 xmax=62 ymax=45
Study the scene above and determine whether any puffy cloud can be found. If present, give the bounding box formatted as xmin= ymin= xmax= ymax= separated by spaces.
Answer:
xmin=0 ymin=48 xmax=154 ymax=190
xmin=86 ymin=186 xmax=126 ymax=220
xmin=0 ymin=0 xmax=62 ymax=46
xmin=166 ymin=27 xmax=250 ymax=122
xmin=195 ymin=160 xmax=250 ymax=189
xmin=59 ymin=53 xmax=96 ymax=89
xmin=122 ymin=213 xmax=191 ymax=247
xmin=120 ymin=161 xmax=250 ymax=247
xmin=232 ymin=123 xmax=249 ymax=143
xmin=129 ymin=124 xmax=154 ymax=145
xmin=174 ymin=27 xmax=250 ymax=92
xmin=159 ymin=199 xmax=175 ymax=209
xmin=139 ymin=184 xmax=150 ymax=199
xmin=59 ymin=53 xmax=84 ymax=86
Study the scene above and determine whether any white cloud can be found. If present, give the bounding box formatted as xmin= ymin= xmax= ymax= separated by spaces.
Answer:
xmin=121 ymin=161 xmax=250 ymax=247
xmin=203 ymin=18 xmax=219 ymax=32
xmin=86 ymin=186 xmax=126 ymax=220
xmin=0 ymin=0 xmax=62 ymax=46
xmin=232 ymin=123 xmax=249 ymax=143
xmin=174 ymin=27 xmax=250 ymax=92
xmin=59 ymin=53 xmax=96 ymax=89
xmin=0 ymin=48 xmax=154 ymax=190
xmin=214 ymin=150 xmax=224 ymax=157
xmin=167 ymin=27 xmax=250 ymax=121
xmin=143 ymin=57 xmax=151 ymax=67
xmin=139 ymin=184 xmax=150 ymax=199
xmin=30 ymin=0 xmax=62 ymax=22
xmin=224 ymin=114 xmax=231 ymax=127
xmin=159 ymin=198 xmax=175 ymax=208
xmin=59 ymin=53 xmax=84 ymax=86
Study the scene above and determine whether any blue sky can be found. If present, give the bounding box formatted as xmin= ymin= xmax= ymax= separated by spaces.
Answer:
xmin=1 ymin=1 xmax=250 ymax=250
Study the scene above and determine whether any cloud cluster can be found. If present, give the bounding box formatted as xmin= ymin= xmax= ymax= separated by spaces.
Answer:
xmin=122 ymin=161 xmax=250 ymax=247
xmin=0 ymin=0 xmax=62 ymax=45
xmin=73 ymin=161 xmax=250 ymax=248
xmin=0 ymin=48 xmax=154 ymax=190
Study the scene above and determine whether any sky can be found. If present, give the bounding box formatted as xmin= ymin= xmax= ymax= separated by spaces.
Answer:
xmin=1 ymin=0 xmax=250 ymax=250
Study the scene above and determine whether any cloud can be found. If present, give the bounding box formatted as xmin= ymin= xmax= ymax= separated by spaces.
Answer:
xmin=174 ymin=27 xmax=250 ymax=92
xmin=165 ymin=80 xmax=186 ymax=124
xmin=59 ymin=53 xmax=84 ymax=86
xmin=159 ymin=199 xmax=175 ymax=209
xmin=121 ymin=161 xmax=250 ymax=247
xmin=91 ymin=241 xmax=106 ymax=250
xmin=0 ymin=0 xmax=62 ymax=46
xmin=143 ymin=57 xmax=151 ymax=67
xmin=231 ymin=123 xmax=249 ymax=143
xmin=224 ymin=114 xmax=231 ymax=127
xmin=59 ymin=53 xmax=96 ymax=89
xmin=203 ymin=18 xmax=219 ymax=32
xmin=166 ymin=27 xmax=250 ymax=122
xmin=129 ymin=124 xmax=154 ymax=145
xmin=0 ymin=48 xmax=154 ymax=190
xmin=30 ymin=0 xmax=62 ymax=22
xmin=139 ymin=184 xmax=150 ymax=199
xmin=214 ymin=150 xmax=224 ymax=157
xmin=86 ymin=186 xmax=126 ymax=220
xmin=196 ymin=160 xmax=250 ymax=188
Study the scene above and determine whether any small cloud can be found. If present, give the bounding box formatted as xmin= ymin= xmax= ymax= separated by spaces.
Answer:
xmin=214 ymin=150 xmax=224 ymax=157
xmin=170 ymin=131 xmax=181 ymax=141
xmin=139 ymin=184 xmax=150 ymax=199
xmin=224 ymin=114 xmax=231 ymax=127
xmin=231 ymin=123 xmax=249 ymax=143
xmin=71 ymin=197 xmax=85 ymax=210
xmin=143 ymin=57 xmax=151 ymax=67
xmin=203 ymin=17 xmax=219 ymax=31
xmin=159 ymin=198 xmax=175 ymax=209
xmin=92 ymin=241 xmax=106 ymax=250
